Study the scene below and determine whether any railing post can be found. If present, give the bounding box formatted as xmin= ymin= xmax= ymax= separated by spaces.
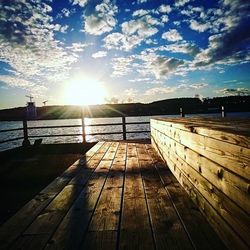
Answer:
xmin=81 ymin=111 xmax=86 ymax=143
xmin=22 ymin=119 xmax=30 ymax=146
xmin=122 ymin=116 xmax=126 ymax=140
xmin=180 ymin=107 xmax=185 ymax=117
xmin=221 ymin=106 xmax=226 ymax=118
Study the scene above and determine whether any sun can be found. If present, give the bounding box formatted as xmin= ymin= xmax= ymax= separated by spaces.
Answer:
xmin=63 ymin=75 xmax=107 ymax=106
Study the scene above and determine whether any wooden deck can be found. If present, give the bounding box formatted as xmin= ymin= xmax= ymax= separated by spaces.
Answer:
xmin=0 ymin=141 xmax=226 ymax=250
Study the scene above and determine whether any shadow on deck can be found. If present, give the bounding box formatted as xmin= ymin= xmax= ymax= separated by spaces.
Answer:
xmin=0 ymin=141 xmax=226 ymax=250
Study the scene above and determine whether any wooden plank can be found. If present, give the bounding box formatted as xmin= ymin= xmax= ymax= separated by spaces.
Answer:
xmin=151 ymin=121 xmax=250 ymax=179
xmin=136 ymin=143 xmax=193 ymax=250
xmin=119 ymin=143 xmax=154 ymax=250
xmin=154 ymin=118 xmax=250 ymax=139
xmin=43 ymin=142 xmax=119 ymax=250
xmin=147 ymin=144 xmax=227 ymax=250
xmin=157 ymin=133 xmax=250 ymax=214
xmin=88 ymin=143 xmax=126 ymax=231
xmin=0 ymin=141 xmax=106 ymax=250
xmin=80 ymin=231 xmax=117 ymax=250
xmin=8 ymin=142 xmax=115 ymax=250
xmin=81 ymin=143 xmax=126 ymax=250
xmin=152 ymin=139 xmax=249 ymax=250
xmin=152 ymin=118 xmax=250 ymax=147
xmin=155 ymin=137 xmax=250 ymax=244
xmin=151 ymin=118 xmax=250 ymax=147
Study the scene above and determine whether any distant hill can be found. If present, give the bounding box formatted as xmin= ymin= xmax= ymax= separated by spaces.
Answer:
xmin=0 ymin=96 xmax=249 ymax=121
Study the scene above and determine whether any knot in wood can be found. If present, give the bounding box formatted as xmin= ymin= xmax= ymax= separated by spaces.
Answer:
xmin=209 ymin=184 xmax=214 ymax=193
xmin=198 ymin=165 xmax=202 ymax=173
xmin=217 ymin=169 xmax=223 ymax=179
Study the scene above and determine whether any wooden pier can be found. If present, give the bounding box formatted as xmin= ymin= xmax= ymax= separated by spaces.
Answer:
xmin=0 ymin=141 xmax=226 ymax=250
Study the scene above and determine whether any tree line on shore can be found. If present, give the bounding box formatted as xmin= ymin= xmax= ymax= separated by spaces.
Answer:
xmin=0 ymin=95 xmax=249 ymax=120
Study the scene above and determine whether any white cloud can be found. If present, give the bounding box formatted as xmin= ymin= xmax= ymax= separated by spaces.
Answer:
xmin=190 ymin=83 xmax=208 ymax=89
xmin=56 ymin=8 xmax=74 ymax=19
xmin=122 ymin=15 xmax=160 ymax=38
xmin=151 ymin=57 xmax=184 ymax=79
xmin=84 ymin=0 xmax=118 ymax=35
xmin=175 ymin=0 xmax=192 ymax=7
xmin=189 ymin=20 xmax=209 ymax=32
xmin=162 ymin=29 xmax=183 ymax=42
xmin=0 ymin=75 xmax=34 ymax=88
xmin=134 ymin=50 xmax=186 ymax=79
xmin=159 ymin=42 xmax=200 ymax=56
xmin=103 ymin=32 xmax=143 ymax=51
xmin=161 ymin=15 xmax=169 ymax=23
xmin=92 ymin=50 xmax=107 ymax=58
xmin=67 ymin=42 xmax=89 ymax=52
xmin=123 ymin=88 xmax=139 ymax=103
xmin=158 ymin=4 xmax=171 ymax=14
xmin=144 ymin=87 xmax=176 ymax=96
xmin=128 ymin=78 xmax=151 ymax=82
xmin=194 ymin=20 xmax=250 ymax=67
xmin=0 ymin=75 xmax=48 ymax=97
xmin=216 ymin=88 xmax=250 ymax=96
xmin=124 ymin=88 xmax=138 ymax=96
xmin=0 ymin=0 xmax=78 ymax=89
xmin=104 ymin=15 xmax=160 ymax=51
xmin=137 ymin=0 xmax=148 ymax=4
xmin=132 ymin=9 xmax=150 ymax=17
xmin=62 ymin=8 xmax=71 ymax=17
xmin=103 ymin=33 xmax=125 ymax=49
xmin=70 ymin=0 xmax=88 ymax=7
xmin=60 ymin=25 xmax=69 ymax=33
xmin=145 ymin=38 xmax=158 ymax=45
xmin=111 ymin=57 xmax=134 ymax=77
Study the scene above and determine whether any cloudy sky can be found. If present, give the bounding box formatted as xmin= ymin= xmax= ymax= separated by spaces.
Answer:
xmin=0 ymin=0 xmax=250 ymax=108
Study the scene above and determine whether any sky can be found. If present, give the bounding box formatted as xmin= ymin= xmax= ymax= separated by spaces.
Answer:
xmin=0 ymin=0 xmax=250 ymax=108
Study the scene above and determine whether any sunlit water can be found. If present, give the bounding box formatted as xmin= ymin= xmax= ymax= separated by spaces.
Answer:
xmin=0 ymin=112 xmax=249 ymax=152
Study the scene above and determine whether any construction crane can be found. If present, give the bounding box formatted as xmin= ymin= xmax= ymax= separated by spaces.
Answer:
xmin=25 ymin=95 xmax=34 ymax=102
xmin=43 ymin=100 xmax=48 ymax=106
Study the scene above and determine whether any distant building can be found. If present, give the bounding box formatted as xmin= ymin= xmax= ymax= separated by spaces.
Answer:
xmin=26 ymin=101 xmax=37 ymax=119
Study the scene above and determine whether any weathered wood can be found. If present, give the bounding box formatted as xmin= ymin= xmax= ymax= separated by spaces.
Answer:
xmin=151 ymin=118 xmax=250 ymax=249
xmin=119 ymin=143 xmax=155 ymax=250
xmin=146 ymin=144 xmax=227 ymax=250
xmin=151 ymin=134 xmax=249 ymax=250
xmin=0 ymin=141 xmax=228 ymax=250
xmin=8 ymin=142 xmax=114 ymax=250
xmin=81 ymin=143 xmax=126 ymax=250
xmin=80 ymin=231 xmax=117 ymax=250
xmin=151 ymin=120 xmax=250 ymax=179
xmin=158 ymin=139 xmax=250 ymax=245
xmin=0 ymin=141 xmax=107 ymax=250
xmin=157 ymin=133 xmax=250 ymax=214
xmin=136 ymin=143 xmax=193 ymax=250
xmin=44 ymin=142 xmax=119 ymax=250
xmin=153 ymin=118 xmax=250 ymax=147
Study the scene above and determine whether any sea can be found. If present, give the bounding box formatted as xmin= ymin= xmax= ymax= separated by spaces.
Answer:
xmin=0 ymin=112 xmax=249 ymax=152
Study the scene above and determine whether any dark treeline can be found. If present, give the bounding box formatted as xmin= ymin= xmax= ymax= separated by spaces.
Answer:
xmin=0 ymin=95 xmax=249 ymax=121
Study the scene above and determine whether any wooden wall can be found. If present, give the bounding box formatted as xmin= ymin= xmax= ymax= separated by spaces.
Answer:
xmin=150 ymin=118 xmax=250 ymax=250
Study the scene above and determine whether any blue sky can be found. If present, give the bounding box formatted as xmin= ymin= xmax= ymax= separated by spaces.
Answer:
xmin=0 ymin=0 xmax=250 ymax=108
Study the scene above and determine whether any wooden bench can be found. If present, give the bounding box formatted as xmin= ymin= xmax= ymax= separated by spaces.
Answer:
xmin=151 ymin=117 xmax=250 ymax=250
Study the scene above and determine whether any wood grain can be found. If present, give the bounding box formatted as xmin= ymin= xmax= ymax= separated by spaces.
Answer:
xmin=151 ymin=117 xmax=250 ymax=250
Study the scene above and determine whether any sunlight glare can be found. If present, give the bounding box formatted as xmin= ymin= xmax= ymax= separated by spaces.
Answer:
xmin=64 ymin=76 xmax=107 ymax=106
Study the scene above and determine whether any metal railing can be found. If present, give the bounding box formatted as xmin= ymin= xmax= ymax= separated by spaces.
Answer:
xmin=0 ymin=116 xmax=150 ymax=146
xmin=0 ymin=105 xmax=228 ymax=147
